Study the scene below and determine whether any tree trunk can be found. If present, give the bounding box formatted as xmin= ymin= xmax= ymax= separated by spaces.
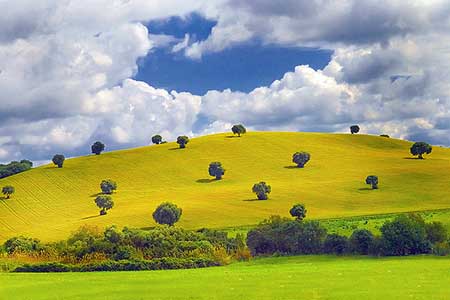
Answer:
xmin=419 ymin=154 xmax=423 ymax=159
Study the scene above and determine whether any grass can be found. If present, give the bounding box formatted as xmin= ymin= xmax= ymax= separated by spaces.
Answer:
xmin=1 ymin=132 xmax=450 ymax=241
xmin=1 ymin=255 xmax=450 ymax=299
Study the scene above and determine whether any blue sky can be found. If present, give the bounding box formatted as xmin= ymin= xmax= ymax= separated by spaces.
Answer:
xmin=136 ymin=14 xmax=332 ymax=94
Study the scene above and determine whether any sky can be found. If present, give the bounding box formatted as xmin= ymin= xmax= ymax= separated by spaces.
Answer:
xmin=1 ymin=0 xmax=450 ymax=164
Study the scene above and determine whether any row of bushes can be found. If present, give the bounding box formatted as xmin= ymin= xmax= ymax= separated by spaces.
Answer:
xmin=0 ymin=160 xmax=32 ymax=179
xmin=247 ymin=214 xmax=449 ymax=256
xmin=13 ymin=257 xmax=220 ymax=272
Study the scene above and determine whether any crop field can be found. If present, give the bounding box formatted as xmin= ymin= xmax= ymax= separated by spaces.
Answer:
xmin=1 ymin=132 xmax=450 ymax=241
xmin=1 ymin=255 xmax=449 ymax=300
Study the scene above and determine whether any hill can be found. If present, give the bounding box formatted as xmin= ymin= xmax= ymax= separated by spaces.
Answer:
xmin=0 ymin=132 xmax=449 ymax=241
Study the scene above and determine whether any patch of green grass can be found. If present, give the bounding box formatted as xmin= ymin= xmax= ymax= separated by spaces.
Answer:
xmin=1 ymin=255 xmax=450 ymax=300
xmin=1 ymin=132 xmax=450 ymax=241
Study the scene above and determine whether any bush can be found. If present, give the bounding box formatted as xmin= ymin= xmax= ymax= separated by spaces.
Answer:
xmin=323 ymin=234 xmax=348 ymax=255
xmin=432 ymin=241 xmax=450 ymax=256
xmin=425 ymin=222 xmax=447 ymax=244
xmin=296 ymin=221 xmax=327 ymax=254
xmin=0 ymin=160 xmax=32 ymax=179
xmin=4 ymin=236 xmax=42 ymax=254
xmin=349 ymin=229 xmax=374 ymax=255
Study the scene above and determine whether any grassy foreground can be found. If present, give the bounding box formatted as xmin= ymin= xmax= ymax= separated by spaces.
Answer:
xmin=1 ymin=132 xmax=450 ymax=241
xmin=1 ymin=255 xmax=450 ymax=300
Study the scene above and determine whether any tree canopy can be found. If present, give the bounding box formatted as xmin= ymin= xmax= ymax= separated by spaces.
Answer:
xmin=252 ymin=182 xmax=271 ymax=200
xmin=52 ymin=154 xmax=65 ymax=168
xmin=208 ymin=162 xmax=225 ymax=180
xmin=231 ymin=124 xmax=246 ymax=137
xmin=292 ymin=152 xmax=311 ymax=168
xmin=177 ymin=136 xmax=189 ymax=148
xmin=91 ymin=141 xmax=105 ymax=155
xmin=153 ymin=202 xmax=182 ymax=226
xmin=410 ymin=142 xmax=432 ymax=159
xmin=95 ymin=195 xmax=114 ymax=215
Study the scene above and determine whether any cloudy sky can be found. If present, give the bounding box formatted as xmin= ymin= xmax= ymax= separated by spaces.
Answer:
xmin=1 ymin=0 xmax=450 ymax=164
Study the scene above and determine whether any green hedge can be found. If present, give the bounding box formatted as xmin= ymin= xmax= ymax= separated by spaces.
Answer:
xmin=13 ymin=257 xmax=220 ymax=273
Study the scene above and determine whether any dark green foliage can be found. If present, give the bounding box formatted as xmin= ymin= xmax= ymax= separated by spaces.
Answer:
xmin=52 ymin=154 xmax=65 ymax=168
xmin=380 ymin=214 xmax=430 ymax=256
xmin=425 ymin=222 xmax=447 ymax=244
xmin=151 ymin=135 xmax=163 ymax=145
xmin=365 ymin=175 xmax=378 ymax=189
xmin=410 ymin=142 xmax=432 ymax=159
xmin=380 ymin=134 xmax=390 ymax=138
xmin=91 ymin=141 xmax=105 ymax=155
xmin=4 ymin=236 xmax=42 ymax=254
xmin=0 ymin=160 xmax=32 ymax=179
xmin=177 ymin=136 xmax=189 ymax=148
xmin=153 ymin=202 xmax=182 ymax=226
xmin=2 ymin=185 xmax=15 ymax=199
xmin=252 ymin=181 xmax=271 ymax=200
xmin=208 ymin=162 xmax=225 ymax=180
xmin=289 ymin=203 xmax=307 ymax=221
xmin=292 ymin=152 xmax=310 ymax=168
xmin=350 ymin=125 xmax=360 ymax=134
xmin=100 ymin=179 xmax=117 ymax=194
xmin=323 ymin=234 xmax=348 ymax=254
xmin=296 ymin=221 xmax=327 ymax=254
xmin=349 ymin=229 xmax=374 ymax=255
xmin=231 ymin=124 xmax=246 ymax=137
xmin=95 ymin=195 xmax=114 ymax=215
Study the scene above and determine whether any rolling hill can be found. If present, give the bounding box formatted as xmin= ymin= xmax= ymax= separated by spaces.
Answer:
xmin=0 ymin=132 xmax=449 ymax=241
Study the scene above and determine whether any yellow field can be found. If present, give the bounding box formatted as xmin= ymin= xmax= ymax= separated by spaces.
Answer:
xmin=0 ymin=132 xmax=449 ymax=241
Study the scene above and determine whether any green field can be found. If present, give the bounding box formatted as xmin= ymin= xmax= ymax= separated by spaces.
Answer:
xmin=1 ymin=132 xmax=450 ymax=241
xmin=1 ymin=255 xmax=449 ymax=300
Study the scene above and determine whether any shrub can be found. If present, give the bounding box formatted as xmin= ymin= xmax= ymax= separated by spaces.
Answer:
xmin=425 ymin=222 xmax=447 ymax=244
xmin=380 ymin=134 xmax=390 ymax=138
xmin=289 ymin=203 xmax=307 ymax=221
xmin=296 ymin=221 xmax=327 ymax=254
xmin=4 ymin=236 xmax=42 ymax=254
xmin=323 ymin=234 xmax=348 ymax=254
xmin=231 ymin=124 xmax=246 ymax=137
xmin=153 ymin=202 xmax=182 ymax=226
xmin=292 ymin=152 xmax=310 ymax=168
xmin=252 ymin=182 xmax=271 ymax=200
xmin=91 ymin=141 xmax=105 ymax=155
xmin=349 ymin=229 xmax=374 ymax=255
xmin=410 ymin=142 xmax=432 ymax=159
xmin=208 ymin=162 xmax=225 ymax=180
xmin=432 ymin=241 xmax=450 ymax=256
xmin=176 ymin=136 xmax=189 ymax=148
xmin=0 ymin=160 xmax=32 ymax=179
xmin=350 ymin=125 xmax=360 ymax=134
xmin=52 ymin=154 xmax=65 ymax=168
xmin=100 ymin=179 xmax=117 ymax=194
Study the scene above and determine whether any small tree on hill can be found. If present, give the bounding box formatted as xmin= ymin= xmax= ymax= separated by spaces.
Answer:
xmin=410 ymin=142 xmax=432 ymax=159
xmin=152 ymin=135 xmax=162 ymax=145
xmin=153 ymin=202 xmax=182 ymax=226
xmin=350 ymin=125 xmax=360 ymax=134
xmin=2 ymin=185 xmax=15 ymax=199
xmin=91 ymin=141 xmax=105 ymax=155
xmin=95 ymin=195 xmax=114 ymax=215
xmin=101 ymin=179 xmax=117 ymax=194
xmin=232 ymin=124 xmax=246 ymax=137
xmin=208 ymin=162 xmax=225 ymax=180
xmin=52 ymin=154 xmax=65 ymax=168
xmin=365 ymin=175 xmax=378 ymax=189
xmin=252 ymin=182 xmax=271 ymax=200
xmin=290 ymin=203 xmax=307 ymax=221
xmin=177 ymin=136 xmax=189 ymax=148
xmin=292 ymin=152 xmax=311 ymax=168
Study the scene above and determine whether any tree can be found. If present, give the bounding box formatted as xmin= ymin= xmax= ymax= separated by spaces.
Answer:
xmin=52 ymin=154 xmax=65 ymax=168
xmin=425 ymin=222 xmax=447 ymax=244
xmin=252 ymin=182 xmax=271 ymax=200
xmin=349 ymin=229 xmax=374 ymax=254
xmin=95 ymin=195 xmax=114 ymax=215
xmin=152 ymin=202 xmax=182 ymax=226
xmin=365 ymin=175 xmax=378 ymax=189
xmin=350 ymin=125 xmax=360 ymax=134
xmin=410 ymin=142 xmax=432 ymax=159
xmin=2 ymin=185 xmax=15 ymax=199
xmin=100 ymin=179 xmax=117 ymax=194
xmin=208 ymin=162 xmax=225 ymax=180
xmin=177 ymin=136 xmax=189 ymax=149
xmin=380 ymin=134 xmax=390 ymax=138
xmin=289 ymin=203 xmax=307 ymax=221
xmin=91 ymin=141 xmax=105 ymax=155
xmin=292 ymin=152 xmax=311 ymax=168
xmin=231 ymin=124 xmax=246 ymax=137
xmin=151 ymin=135 xmax=163 ymax=145
xmin=323 ymin=234 xmax=348 ymax=254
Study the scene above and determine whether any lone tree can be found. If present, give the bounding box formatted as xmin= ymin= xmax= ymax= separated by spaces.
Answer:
xmin=52 ymin=154 xmax=65 ymax=168
xmin=365 ymin=175 xmax=379 ymax=189
xmin=292 ymin=152 xmax=311 ymax=168
xmin=350 ymin=125 xmax=360 ymax=134
xmin=91 ymin=141 xmax=105 ymax=155
xmin=290 ymin=203 xmax=307 ymax=221
xmin=231 ymin=124 xmax=246 ymax=137
xmin=208 ymin=162 xmax=225 ymax=180
xmin=95 ymin=195 xmax=114 ymax=215
xmin=151 ymin=135 xmax=163 ymax=145
xmin=410 ymin=142 xmax=432 ymax=159
xmin=177 ymin=136 xmax=189 ymax=149
xmin=252 ymin=181 xmax=271 ymax=200
xmin=153 ymin=202 xmax=182 ymax=226
xmin=101 ymin=179 xmax=117 ymax=194
xmin=2 ymin=185 xmax=15 ymax=199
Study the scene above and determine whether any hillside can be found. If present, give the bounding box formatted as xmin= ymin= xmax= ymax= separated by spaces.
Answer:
xmin=0 ymin=132 xmax=449 ymax=241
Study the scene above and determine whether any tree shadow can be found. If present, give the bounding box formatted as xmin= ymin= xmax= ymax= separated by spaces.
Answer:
xmin=168 ymin=147 xmax=182 ymax=150
xmin=225 ymin=135 xmax=240 ymax=138
xmin=403 ymin=157 xmax=422 ymax=160
xmin=243 ymin=198 xmax=263 ymax=202
xmin=196 ymin=178 xmax=216 ymax=183
xmin=89 ymin=192 xmax=103 ymax=197
xmin=0 ymin=196 xmax=7 ymax=201
xmin=284 ymin=165 xmax=300 ymax=169
xmin=358 ymin=187 xmax=374 ymax=191
xmin=81 ymin=215 xmax=101 ymax=220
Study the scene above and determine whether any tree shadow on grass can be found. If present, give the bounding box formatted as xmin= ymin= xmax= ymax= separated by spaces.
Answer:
xmin=90 ymin=192 xmax=103 ymax=197
xmin=81 ymin=215 xmax=101 ymax=220
xmin=168 ymin=147 xmax=182 ymax=150
xmin=284 ymin=165 xmax=300 ymax=169
xmin=225 ymin=135 xmax=240 ymax=138
xmin=358 ymin=187 xmax=374 ymax=191
xmin=243 ymin=198 xmax=264 ymax=202
xmin=196 ymin=178 xmax=216 ymax=183
xmin=0 ymin=196 xmax=7 ymax=201
xmin=403 ymin=157 xmax=422 ymax=160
